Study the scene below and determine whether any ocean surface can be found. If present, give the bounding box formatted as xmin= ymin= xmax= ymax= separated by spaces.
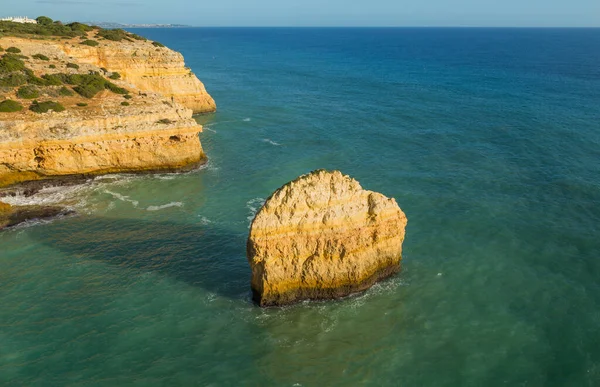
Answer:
xmin=1 ymin=28 xmax=600 ymax=386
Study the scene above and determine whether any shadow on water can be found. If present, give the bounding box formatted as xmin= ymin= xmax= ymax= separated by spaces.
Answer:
xmin=31 ymin=215 xmax=251 ymax=301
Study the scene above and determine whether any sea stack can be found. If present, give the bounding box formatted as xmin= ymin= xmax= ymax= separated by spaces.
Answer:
xmin=247 ymin=170 xmax=408 ymax=307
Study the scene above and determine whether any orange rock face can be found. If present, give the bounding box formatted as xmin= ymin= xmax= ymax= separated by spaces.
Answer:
xmin=60 ymin=38 xmax=216 ymax=113
xmin=247 ymin=170 xmax=408 ymax=306
xmin=0 ymin=35 xmax=213 ymax=188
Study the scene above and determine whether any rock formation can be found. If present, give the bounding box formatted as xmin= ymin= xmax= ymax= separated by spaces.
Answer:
xmin=247 ymin=170 xmax=408 ymax=307
xmin=0 ymin=201 xmax=67 ymax=230
xmin=0 ymin=32 xmax=213 ymax=188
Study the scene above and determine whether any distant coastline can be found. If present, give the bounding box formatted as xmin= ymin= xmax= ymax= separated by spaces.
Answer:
xmin=83 ymin=22 xmax=191 ymax=29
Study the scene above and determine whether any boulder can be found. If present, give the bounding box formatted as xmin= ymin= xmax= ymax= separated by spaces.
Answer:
xmin=247 ymin=170 xmax=407 ymax=306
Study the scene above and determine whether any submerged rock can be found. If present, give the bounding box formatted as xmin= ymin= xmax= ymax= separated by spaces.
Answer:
xmin=247 ymin=170 xmax=408 ymax=307
xmin=0 ymin=201 xmax=69 ymax=230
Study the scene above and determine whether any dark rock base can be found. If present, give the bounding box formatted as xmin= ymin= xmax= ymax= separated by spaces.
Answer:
xmin=252 ymin=261 xmax=401 ymax=307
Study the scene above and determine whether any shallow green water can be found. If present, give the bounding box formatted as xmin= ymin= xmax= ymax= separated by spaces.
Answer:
xmin=1 ymin=28 xmax=600 ymax=386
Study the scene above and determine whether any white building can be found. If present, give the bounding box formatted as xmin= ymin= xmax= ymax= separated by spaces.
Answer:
xmin=0 ymin=17 xmax=37 ymax=24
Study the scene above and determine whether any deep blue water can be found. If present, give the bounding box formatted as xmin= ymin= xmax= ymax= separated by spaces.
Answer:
xmin=1 ymin=28 xmax=600 ymax=386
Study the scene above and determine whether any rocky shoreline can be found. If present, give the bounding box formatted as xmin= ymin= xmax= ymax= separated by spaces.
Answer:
xmin=0 ymin=23 xmax=215 ymax=228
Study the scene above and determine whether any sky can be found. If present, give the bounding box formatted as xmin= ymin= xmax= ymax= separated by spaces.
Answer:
xmin=2 ymin=0 xmax=599 ymax=27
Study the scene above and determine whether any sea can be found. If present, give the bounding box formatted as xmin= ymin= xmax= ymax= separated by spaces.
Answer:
xmin=1 ymin=28 xmax=599 ymax=386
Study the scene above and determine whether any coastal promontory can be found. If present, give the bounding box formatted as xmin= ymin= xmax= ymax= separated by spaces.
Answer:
xmin=247 ymin=170 xmax=408 ymax=306
xmin=0 ymin=19 xmax=215 ymax=228
xmin=0 ymin=20 xmax=215 ymax=189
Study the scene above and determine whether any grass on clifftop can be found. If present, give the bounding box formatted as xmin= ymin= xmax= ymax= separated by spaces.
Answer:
xmin=29 ymin=100 xmax=65 ymax=113
xmin=0 ymin=99 xmax=23 ymax=112
xmin=0 ymin=17 xmax=96 ymax=39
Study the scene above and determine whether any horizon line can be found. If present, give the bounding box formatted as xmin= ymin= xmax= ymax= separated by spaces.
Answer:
xmin=125 ymin=25 xmax=600 ymax=29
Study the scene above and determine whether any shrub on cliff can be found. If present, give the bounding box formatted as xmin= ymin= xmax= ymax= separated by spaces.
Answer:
xmin=36 ymin=16 xmax=53 ymax=26
xmin=0 ymin=99 xmax=23 ymax=112
xmin=108 ymin=72 xmax=121 ymax=80
xmin=59 ymin=86 xmax=74 ymax=96
xmin=121 ymin=101 xmax=130 ymax=106
xmin=0 ymin=73 xmax=27 ymax=87
xmin=41 ymin=74 xmax=63 ymax=86
xmin=29 ymin=100 xmax=65 ymax=113
xmin=66 ymin=63 xmax=79 ymax=70
xmin=152 ymin=41 xmax=165 ymax=48
xmin=6 ymin=47 xmax=21 ymax=54
xmin=66 ymin=22 xmax=93 ymax=33
xmin=32 ymin=53 xmax=50 ymax=61
xmin=76 ymin=102 xmax=87 ymax=107
xmin=17 ymin=85 xmax=40 ymax=99
xmin=0 ymin=55 xmax=26 ymax=73
xmin=80 ymin=39 xmax=99 ymax=47
xmin=49 ymin=64 xmax=56 ymax=69
xmin=96 ymin=29 xmax=128 ymax=42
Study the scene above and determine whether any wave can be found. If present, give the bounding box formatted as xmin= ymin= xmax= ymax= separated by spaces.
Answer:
xmin=246 ymin=197 xmax=265 ymax=224
xmin=243 ymin=118 xmax=251 ymax=122
xmin=103 ymin=190 xmax=139 ymax=208
xmin=146 ymin=202 xmax=184 ymax=211
xmin=262 ymin=138 xmax=281 ymax=146
xmin=198 ymin=216 xmax=212 ymax=225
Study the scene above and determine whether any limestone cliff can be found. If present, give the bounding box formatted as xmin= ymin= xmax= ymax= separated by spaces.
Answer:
xmin=60 ymin=37 xmax=216 ymax=114
xmin=247 ymin=170 xmax=408 ymax=306
xmin=0 ymin=31 xmax=213 ymax=188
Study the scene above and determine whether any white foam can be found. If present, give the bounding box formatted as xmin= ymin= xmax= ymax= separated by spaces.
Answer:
xmin=198 ymin=216 xmax=212 ymax=225
xmin=1 ymin=184 xmax=89 ymax=209
xmin=262 ymin=138 xmax=281 ymax=146
xmin=204 ymin=127 xmax=217 ymax=133
xmin=146 ymin=202 xmax=183 ymax=211
xmin=246 ymin=197 xmax=266 ymax=224
xmin=103 ymin=190 xmax=139 ymax=207
xmin=243 ymin=118 xmax=251 ymax=122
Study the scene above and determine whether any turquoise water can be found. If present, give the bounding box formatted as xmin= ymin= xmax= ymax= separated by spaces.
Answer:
xmin=1 ymin=28 xmax=600 ymax=386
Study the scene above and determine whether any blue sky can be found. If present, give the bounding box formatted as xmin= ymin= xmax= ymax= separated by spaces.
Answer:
xmin=3 ymin=0 xmax=599 ymax=27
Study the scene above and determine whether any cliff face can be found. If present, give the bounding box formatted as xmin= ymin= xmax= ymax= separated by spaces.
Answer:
xmin=0 ymin=33 xmax=213 ymax=188
xmin=61 ymin=38 xmax=216 ymax=114
xmin=247 ymin=170 xmax=408 ymax=306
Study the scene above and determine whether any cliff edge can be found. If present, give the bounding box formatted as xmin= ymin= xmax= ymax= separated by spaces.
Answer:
xmin=0 ymin=22 xmax=215 ymax=189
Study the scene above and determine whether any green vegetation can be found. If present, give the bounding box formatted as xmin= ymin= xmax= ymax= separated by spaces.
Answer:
xmin=0 ymin=18 xmax=99 ymax=38
xmin=32 ymin=53 xmax=50 ymax=61
xmin=152 ymin=41 xmax=165 ymax=48
xmin=41 ymin=73 xmax=63 ymax=86
xmin=49 ymin=64 xmax=56 ymax=69
xmin=121 ymin=101 xmax=130 ymax=106
xmin=16 ymin=85 xmax=40 ymax=99
xmin=6 ymin=47 xmax=21 ymax=54
xmin=0 ymin=54 xmax=26 ymax=73
xmin=30 ymin=100 xmax=65 ymax=113
xmin=50 ymin=73 xmax=128 ymax=98
xmin=0 ymin=73 xmax=27 ymax=87
xmin=108 ymin=72 xmax=120 ymax=80
xmin=58 ymin=86 xmax=74 ymax=96
xmin=80 ymin=39 xmax=99 ymax=47
xmin=66 ymin=62 xmax=79 ymax=70
xmin=0 ymin=99 xmax=23 ymax=112
xmin=157 ymin=118 xmax=174 ymax=124
xmin=129 ymin=33 xmax=146 ymax=41
xmin=96 ymin=29 xmax=129 ymax=42
xmin=76 ymin=102 xmax=87 ymax=107
xmin=35 ymin=16 xmax=53 ymax=26
xmin=123 ymin=94 xmax=132 ymax=99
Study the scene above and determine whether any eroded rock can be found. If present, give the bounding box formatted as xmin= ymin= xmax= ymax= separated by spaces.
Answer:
xmin=247 ymin=170 xmax=408 ymax=306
